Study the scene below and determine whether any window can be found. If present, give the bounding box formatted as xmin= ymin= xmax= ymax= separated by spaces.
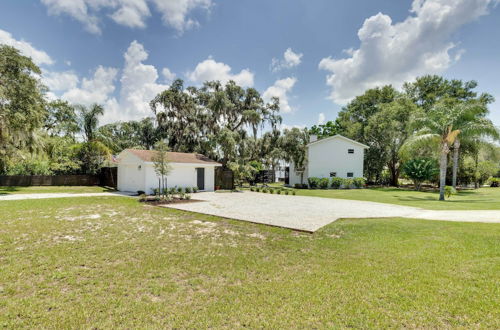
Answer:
xmin=330 ymin=172 xmax=337 ymax=177
xmin=348 ymin=149 xmax=354 ymax=154
xmin=347 ymin=172 xmax=354 ymax=178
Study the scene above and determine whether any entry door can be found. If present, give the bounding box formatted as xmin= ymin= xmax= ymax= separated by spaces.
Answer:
xmin=196 ymin=168 xmax=205 ymax=190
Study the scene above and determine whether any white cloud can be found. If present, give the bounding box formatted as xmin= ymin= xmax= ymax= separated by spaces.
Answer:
xmin=46 ymin=40 xmax=170 ymax=124
xmin=317 ymin=113 xmax=326 ymax=125
xmin=279 ymin=123 xmax=306 ymax=131
xmin=263 ymin=77 xmax=297 ymax=113
xmin=117 ymin=40 xmax=169 ymax=121
xmin=40 ymin=0 xmax=212 ymax=35
xmin=109 ymin=0 xmax=151 ymax=28
xmin=150 ymin=0 xmax=212 ymax=34
xmin=319 ymin=0 xmax=496 ymax=105
xmin=42 ymin=71 xmax=79 ymax=91
xmin=162 ymin=67 xmax=176 ymax=82
xmin=41 ymin=0 xmax=101 ymax=34
xmin=61 ymin=65 xmax=119 ymax=105
xmin=271 ymin=48 xmax=303 ymax=72
xmin=0 ymin=29 xmax=54 ymax=65
xmin=187 ymin=57 xmax=254 ymax=87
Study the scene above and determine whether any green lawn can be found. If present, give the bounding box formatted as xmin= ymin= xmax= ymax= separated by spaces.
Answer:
xmin=1 ymin=197 xmax=499 ymax=328
xmin=0 ymin=186 xmax=114 ymax=195
xmin=269 ymin=185 xmax=500 ymax=210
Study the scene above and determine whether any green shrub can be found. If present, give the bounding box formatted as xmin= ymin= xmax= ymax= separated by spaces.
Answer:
xmin=284 ymin=190 xmax=289 ymax=195
xmin=270 ymin=189 xmax=275 ymax=194
xmin=250 ymin=187 xmax=255 ymax=192
xmin=308 ymin=177 xmax=320 ymax=189
xmin=318 ymin=178 xmax=329 ymax=189
xmin=152 ymin=188 xmax=159 ymax=195
xmin=488 ymin=177 xmax=500 ymax=187
xmin=185 ymin=194 xmax=192 ymax=200
xmin=256 ymin=187 xmax=261 ymax=192
xmin=177 ymin=187 xmax=183 ymax=193
xmin=444 ymin=186 xmax=457 ymax=199
xmin=403 ymin=158 xmax=438 ymax=191
xmin=292 ymin=190 xmax=296 ymax=195
xmin=330 ymin=177 xmax=343 ymax=189
xmin=185 ymin=187 xmax=192 ymax=194
xmin=262 ymin=188 xmax=268 ymax=193
xmin=277 ymin=189 xmax=281 ymax=194
xmin=169 ymin=187 xmax=176 ymax=195
xmin=352 ymin=178 xmax=366 ymax=189
xmin=7 ymin=159 xmax=53 ymax=175
xmin=343 ymin=178 xmax=354 ymax=189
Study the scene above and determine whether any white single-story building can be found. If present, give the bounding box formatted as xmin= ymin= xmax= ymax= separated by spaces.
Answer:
xmin=288 ymin=134 xmax=368 ymax=186
xmin=117 ymin=149 xmax=222 ymax=193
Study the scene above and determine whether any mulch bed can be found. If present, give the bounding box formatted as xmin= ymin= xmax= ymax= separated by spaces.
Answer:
xmin=140 ymin=198 xmax=202 ymax=206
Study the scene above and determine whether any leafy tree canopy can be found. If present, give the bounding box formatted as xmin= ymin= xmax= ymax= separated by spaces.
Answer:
xmin=0 ymin=45 xmax=47 ymax=173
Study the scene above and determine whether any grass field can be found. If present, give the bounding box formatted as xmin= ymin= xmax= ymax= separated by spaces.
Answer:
xmin=1 ymin=196 xmax=499 ymax=328
xmin=0 ymin=186 xmax=114 ymax=195
xmin=266 ymin=184 xmax=500 ymax=210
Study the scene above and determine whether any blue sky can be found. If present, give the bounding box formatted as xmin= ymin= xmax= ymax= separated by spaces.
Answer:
xmin=1 ymin=0 xmax=500 ymax=127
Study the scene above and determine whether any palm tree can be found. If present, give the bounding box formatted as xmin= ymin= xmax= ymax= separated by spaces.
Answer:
xmin=451 ymin=106 xmax=499 ymax=188
xmin=77 ymin=104 xmax=104 ymax=142
xmin=75 ymin=104 xmax=109 ymax=174
xmin=409 ymin=100 xmax=489 ymax=200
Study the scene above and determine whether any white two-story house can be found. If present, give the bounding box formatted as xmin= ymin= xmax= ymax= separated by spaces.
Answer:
xmin=288 ymin=134 xmax=368 ymax=186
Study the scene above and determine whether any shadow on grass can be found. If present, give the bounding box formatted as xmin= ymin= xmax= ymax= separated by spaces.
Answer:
xmin=396 ymin=196 xmax=439 ymax=202
xmin=0 ymin=186 xmax=20 ymax=195
xmin=0 ymin=185 xmax=116 ymax=195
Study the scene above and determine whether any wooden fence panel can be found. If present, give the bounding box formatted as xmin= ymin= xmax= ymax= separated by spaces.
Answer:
xmin=215 ymin=168 xmax=234 ymax=190
xmin=0 ymin=175 xmax=100 ymax=186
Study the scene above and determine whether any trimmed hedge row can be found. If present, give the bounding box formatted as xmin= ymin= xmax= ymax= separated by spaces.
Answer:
xmin=298 ymin=177 xmax=366 ymax=189
xmin=250 ymin=186 xmax=296 ymax=195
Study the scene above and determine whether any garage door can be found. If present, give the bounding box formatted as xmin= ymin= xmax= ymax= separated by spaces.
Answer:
xmin=118 ymin=165 xmax=143 ymax=192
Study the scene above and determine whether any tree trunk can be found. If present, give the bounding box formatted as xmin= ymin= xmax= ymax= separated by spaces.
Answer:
xmin=414 ymin=180 xmax=421 ymax=191
xmin=452 ymin=138 xmax=460 ymax=189
xmin=388 ymin=161 xmax=399 ymax=187
xmin=474 ymin=151 xmax=479 ymax=189
xmin=439 ymin=143 xmax=449 ymax=201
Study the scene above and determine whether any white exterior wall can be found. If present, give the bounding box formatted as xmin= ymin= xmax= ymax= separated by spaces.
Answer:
xmin=289 ymin=161 xmax=308 ymax=186
xmin=117 ymin=150 xmax=218 ymax=193
xmin=287 ymin=136 xmax=366 ymax=187
xmin=308 ymin=137 xmax=365 ymax=179
xmin=144 ymin=163 xmax=217 ymax=194
xmin=117 ymin=152 xmax=146 ymax=192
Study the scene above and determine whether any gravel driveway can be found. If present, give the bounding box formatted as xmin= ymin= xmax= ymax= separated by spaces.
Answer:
xmin=164 ymin=191 xmax=500 ymax=232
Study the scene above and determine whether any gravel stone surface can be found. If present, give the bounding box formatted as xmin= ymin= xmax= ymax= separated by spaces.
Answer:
xmin=163 ymin=191 xmax=500 ymax=232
